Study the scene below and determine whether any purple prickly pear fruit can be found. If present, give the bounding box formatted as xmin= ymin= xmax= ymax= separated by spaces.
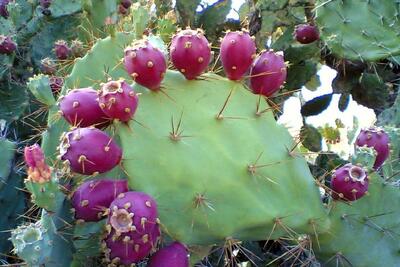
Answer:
xmin=120 ymin=0 xmax=132 ymax=9
xmin=124 ymin=40 xmax=167 ymax=91
xmin=355 ymin=127 xmax=390 ymax=170
xmin=40 ymin=57 xmax=57 ymax=75
xmin=147 ymin=242 xmax=189 ymax=267
xmin=49 ymin=76 xmax=63 ymax=94
xmin=98 ymin=80 xmax=139 ymax=122
xmin=0 ymin=0 xmax=9 ymax=18
xmin=103 ymin=223 xmax=160 ymax=265
xmin=250 ymin=50 xmax=287 ymax=97
xmin=54 ymin=40 xmax=71 ymax=60
xmin=24 ymin=144 xmax=51 ymax=184
xmin=40 ymin=0 xmax=51 ymax=8
xmin=294 ymin=24 xmax=320 ymax=44
xmin=70 ymin=39 xmax=84 ymax=58
xmin=170 ymin=28 xmax=211 ymax=80
xmin=118 ymin=4 xmax=128 ymax=15
xmin=331 ymin=164 xmax=369 ymax=201
xmin=58 ymin=87 xmax=110 ymax=127
xmin=71 ymin=179 xmax=129 ymax=222
xmin=59 ymin=127 xmax=122 ymax=175
xmin=220 ymin=30 xmax=256 ymax=81
xmin=0 ymin=35 xmax=16 ymax=54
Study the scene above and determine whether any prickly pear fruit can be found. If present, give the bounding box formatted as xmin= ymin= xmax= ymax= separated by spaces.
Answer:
xmin=124 ymin=40 xmax=167 ymax=91
xmin=40 ymin=57 xmax=57 ymax=75
xmin=170 ymin=28 xmax=211 ymax=80
xmin=148 ymin=242 xmax=189 ymax=267
xmin=58 ymin=88 xmax=110 ymax=127
xmin=70 ymin=39 xmax=85 ymax=58
xmin=220 ymin=30 xmax=256 ymax=80
xmin=250 ymin=50 xmax=287 ymax=97
xmin=54 ymin=40 xmax=70 ymax=60
xmin=294 ymin=24 xmax=320 ymax=44
xmin=0 ymin=35 xmax=16 ymax=54
xmin=49 ymin=76 xmax=63 ymax=94
xmin=355 ymin=127 xmax=390 ymax=170
xmin=0 ymin=0 xmax=9 ymax=18
xmin=40 ymin=0 xmax=51 ymax=8
xmin=118 ymin=4 xmax=128 ymax=15
xmin=120 ymin=0 xmax=132 ymax=9
xmin=71 ymin=179 xmax=129 ymax=222
xmin=98 ymin=79 xmax=139 ymax=122
xmin=24 ymin=144 xmax=51 ymax=184
xmin=102 ymin=191 xmax=160 ymax=265
xmin=59 ymin=128 xmax=122 ymax=175
xmin=331 ymin=164 xmax=369 ymax=201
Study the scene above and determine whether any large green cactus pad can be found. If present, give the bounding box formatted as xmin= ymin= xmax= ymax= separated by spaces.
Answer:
xmin=314 ymin=173 xmax=400 ymax=266
xmin=42 ymin=33 xmax=330 ymax=246
xmin=315 ymin=0 xmax=400 ymax=61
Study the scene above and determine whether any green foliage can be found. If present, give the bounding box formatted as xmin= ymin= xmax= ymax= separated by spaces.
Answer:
xmin=27 ymin=74 xmax=56 ymax=106
xmin=301 ymin=124 xmax=322 ymax=152
xmin=301 ymin=94 xmax=333 ymax=117
xmin=25 ymin=176 xmax=65 ymax=212
xmin=0 ymin=81 xmax=29 ymax=122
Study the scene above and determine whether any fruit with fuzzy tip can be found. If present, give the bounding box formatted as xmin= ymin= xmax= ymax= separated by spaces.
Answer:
xmin=70 ymin=39 xmax=85 ymax=58
xmin=0 ymin=0 xmax=9 ymax=18
xmin=102 ymin=191 xmax=160 ymax=265
xmin=59 ymin=127 xmax=122 ymax=175
xmin=49 ymin=76 xmax=63 ymax=94
xmin=40 ymin=0 xmax=51 ymax=8
xmin=250 ymin=50 xmax=287 ymax=97
xmin=71 ymin=179 xmax=129 ymax=222
xmin=148 ymin=242 xmax=189 ymax=267
xmin=170 ymin=28 xmax=211 ymax=80
xmin=0 ymin=35 xmax=16 ymax=54
xmin=294 ymin=24 xmax=320 ymax=44
xmin=355 ymin=127 xmax=390 ymax=170
xmin=124 ymin=40 xmax=167 ymax=90
xmin=40 ymin=57 xmax=57 ymax=75
xmin=98 ymin=79 xmax=139 ymax=122
xmin=54 ymin=40 xmax=71 ymax=60
xmin=220 ymin=30 xmax=256 ymax=80
xmin=331 ymin=163 xmax=369 ymax=201
xmin=58 ymin=87 xmax=110 ymax=127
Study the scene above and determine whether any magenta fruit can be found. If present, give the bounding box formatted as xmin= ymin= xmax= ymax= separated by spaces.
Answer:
xmin=220 ymin=30 xmax=256 ymax=81
xmin=59 ymin=127 xmax=122 ymax=175
xmin=170 ymin=28 xmax=211 ymax=80
xmin=355 ymin=127 xmax=390 ymax=170
xmin=0 ymin=0 xmax=9 ymax=18
xmin=58 ymin=87 xmax=110 ymax=127
xmin=120 ymin=0 xmax=132 ymax=9
xmin=118 ymin=4 xmax=128 ymax=15
xmin=331 ymin=164 xmax=369 ymax=201
xmin=124 ymin=40 xmax=167 ymax=91
xmin=98 ymin=79 xmax=139 ymax=122
xmin=24 ymin=144 xmax=51 ymax=184
xmin=0 ymin=35 xmax=16 ymax=54
xmin=49 ymin=76 xmax=63 ymax=94
xmin=40 ymin=57 xmax=57 ymax=75
xmin=54 ymin=40 xmax=71 ymax=60
xmin=40 ymin=0 xmax=51 ymax=8
xmin=250 ymin=50 xmax=287 ymax=97
xmin=148 ymin=242 xmax=189 ymax=267
xmin=71 ymin=179 xmax=129 ymax=222
xmin=294 ymin=24 xmax=320 ymax=44
xmin=102 ymin=191 xmax=160 ymax=265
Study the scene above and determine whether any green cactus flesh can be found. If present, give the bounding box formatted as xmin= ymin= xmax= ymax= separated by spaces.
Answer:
xmin=25 ymin=176 xmax=65 ymax=212
xmin=42 ymin=33 xmax=330 ymax=246
xmin=315 ymin=0 xmax=400 ymax=61
xmin=314 ymin=173 xmax=400 ymax=266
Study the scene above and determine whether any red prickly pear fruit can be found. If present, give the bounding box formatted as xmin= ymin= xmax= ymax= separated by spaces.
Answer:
xmin=98 ymin=80 xmax=139 ymax=122
xmin=54 ymin=40 xmax=71 ymax=60
xmin=24 ymin=144 xmax=51 ymax=184
xmin=124 ymin=40 xmax=167 ymax=91
xmin=148 ymin=242 xmax=189 ymax=267
xmin=331 ymin=164 xmax=369 ymax=201
xmin=220 ymin=30 xmax=256 ymax=81
xmin=59 ymin=128 xmax=122 ymax=175
xmin=170 ymin=28 xmax=211 ymax=80
xmin=40 ymin=0 xmax=52 ymax=8
xmin=120 ymin=0 xmax=132 ymax=9
xmin=71 ymin=179 xmax=129 ymax=222
xmin=70 ymin=39 xmax=85 ymax=58
xmin=250 ymin=50 xmax=287 ymax=97
xmin=49 ymin=76 xmax=63 ymax=94
xmin=103 ymin=223 xmax=160 ymax=265
xmin=40 ymin=57 xmax=57 ymax=75
xmin=294 ymin=24 xmax=320 ymax=44
xmin=58 ymin=87 xmax=110 ymax=127
xmin=0 ymin=35 xmax=16 ymax=54
xmin=0 ymin=0 xmax=9 ymax=18
xmin=355 ymin=127 xmax=390 ymax=170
